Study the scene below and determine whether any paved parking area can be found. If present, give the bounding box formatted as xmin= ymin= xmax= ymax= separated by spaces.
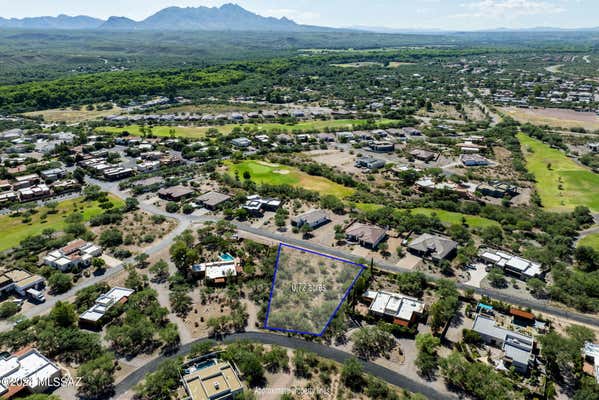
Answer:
xmin=465 ymin=262 xmax=488 ymax=288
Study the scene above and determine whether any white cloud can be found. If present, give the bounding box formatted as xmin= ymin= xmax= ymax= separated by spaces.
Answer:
xmin=263 ymin=8 xmax=320 ymax=23
xmin=457 ymin=0 xmax=566 ymax=18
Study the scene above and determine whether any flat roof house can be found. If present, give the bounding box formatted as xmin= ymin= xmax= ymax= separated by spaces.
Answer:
xmin=231 ymin=137 xmax=251 ymax=148
xmin=345 ymin=223 xmax=386 ymax=249
xmin=583 ymin=342 xmax=599 ymax=384
xmin=478 ymin=181 xmax=519 ymax=199
xmin=242 ymin=195 xmax=281 ymax=215
xmin=0 ymin=269 xmax=45 ymax=298
xmin=197 ymin=191 xmax=231 ymax=210
xmin=43 ymin=239 xmax=102 ymax=272
xmin=479 ymin=249 xmax=542 ymax=280
xmin=17 ymin=184 xmax=51 ymax=202
xmin=0 ymin=348 xmax=62 ymax=399
xmin=181 ymin=355 xmax=243 ymax=400
xmin=363 ymin=290 xmax=425 ymax=327
xmin=472 ymin=314 xmax=535 ymax=373
xmin=355 ymin=156 xmax=386 ymax=171
xmin=410 ymin=149 xmax=436 ymax=162
xmin=158 ymin=185 xmax=195 ymax=202
xmin=192 ymin=258 xmax=242 ymax=285
xmin=39 ymin=168 xmax=66 ymax=182
xmin=80 ymin=287 xmax=134 ymax=326
xmin=291 ymin=209 xmax=330 ymax=229
xmin=408 ymin=233 xmax=458 ymax=263
xmin=460 ymin=154 xmax=491 ymax=167
xmin=369 ymin=141 xmax=395 ymax=153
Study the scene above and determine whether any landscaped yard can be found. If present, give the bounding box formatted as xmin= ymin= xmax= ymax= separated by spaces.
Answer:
xmin=579 ymin=232 xmax=599 ymax=250
xmin=0 ymin=195 xmax=124 ymax=252
xmin=95 ymin=118 xmax=399 ymax=138
xmin=357 ymin=203 xmax=500 ymax=228
xmin=225 ymin=160 xmax=354 ymax=198
xmin=518 ymin=133 xmax=599 ymax=212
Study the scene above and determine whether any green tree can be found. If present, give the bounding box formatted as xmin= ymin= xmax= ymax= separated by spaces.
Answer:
xmin=77 ymin=352 xmax=116 ymax=399
xmin=99 ymin=228 xmax=123 ymax=247
xmin=49 ymin=301 xmax=77 ymax=327
xmin=341 ymin=358 xmax=364 ymax=392
xmin=48 ymin=272 xmax=73 ymax=294
xmin=415 ymin=333 xmax=440 ymax=378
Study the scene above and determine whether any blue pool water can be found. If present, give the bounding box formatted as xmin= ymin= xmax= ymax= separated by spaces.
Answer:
xmin=219 ymin=253 xmax=234 ymax=261
xmin=184 ymin=359 xmax=216 ymax=375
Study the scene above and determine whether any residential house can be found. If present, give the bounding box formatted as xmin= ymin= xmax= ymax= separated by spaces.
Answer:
xmin=242 ymin=195 xmax=281 ymax=215
xmin=583 ymin=342 xmax=599 ymax=384
xmin=181 ymin=355 xmax=243 ymax=400
xmin=43 ymin=239 xmax=103 ymax=272
xmin=369 ymin=141 xmax=395 ymax=153
xmin=461 ymin=154 xmax=491 ymax=167
xmin=478 ymin=181 xmax=519 ymax=198
xmin=158 ymin=185 xmax=195 ymax=202
xmin=192 ymin=258 xmax=242 ymax=285
xmin=79 ymin=287 xmax=135 ymax=326
xmin=17 ymin=184 xmax=51 ymax=202
xmin=0 ymin=269 xmax=45 ymax=298
xmin=197 ymin=191 xmax=231 ymax=210
xmin=363 ymin=290 xmax=425 ymax=327
xmin=12 ymin=174 xmax=40 ymax=190
xmin=479 ymin=249 xmax=542 ymax=280
xmin=355 ymin=156 xmax=386 ymax=171
xmin=291 ymin=209 xmax=330 ymax=229
xmin=231 ymin=137 xmax=251 ymax=148
xmin=39 ymin=168 xmax=66 ymax=182
xmin=410 ymin=149 xmax=436 ymax=162
xmin=472 ymin=314 xmax=535 ymax=373
xmin=407 ymin=233 xmax=457 ymax=262
xmin=345 ymin=223 xmax=387 ymax=249
xmin=0 ymin=348 xmax=62 ymax=399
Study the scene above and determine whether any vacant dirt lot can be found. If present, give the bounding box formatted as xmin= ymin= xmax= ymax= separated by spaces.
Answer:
xmin=501 ymin=106 xmax=599 ymax=131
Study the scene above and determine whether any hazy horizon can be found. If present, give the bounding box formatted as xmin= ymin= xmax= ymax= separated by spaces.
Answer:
xmin=0 ymin=0 xmax=597 ymax=31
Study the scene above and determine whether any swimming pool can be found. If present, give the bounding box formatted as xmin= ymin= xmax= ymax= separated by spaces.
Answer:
xmin=219 ymin=253 xmax=234 ymax=262
xmin=184 ymin=359 xmax=216 ymax=375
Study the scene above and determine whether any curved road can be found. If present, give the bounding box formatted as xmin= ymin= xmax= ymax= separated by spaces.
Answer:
xmin=112 ymin=332 xmax=457 ymax=400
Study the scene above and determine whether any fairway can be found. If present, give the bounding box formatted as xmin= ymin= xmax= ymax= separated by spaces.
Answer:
xmin=95 ymin=118 xmax=398 ymax=138
xmin=0 ymin=195 xmax=124 ymax=252
xmin=226 ymin=160 xmax=354 ymax=198
xmin=518 ymin=133 xmax=599 ymax=212
xmin=357 ymin=203 xmax=499 ymax=228
xmin=579 ymin=232 xmax=599 ymax=250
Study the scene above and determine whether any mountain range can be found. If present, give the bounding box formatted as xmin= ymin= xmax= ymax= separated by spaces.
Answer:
xmin=1 ymin=4 xmax=598 ymax=33
xmin=0 ymin=3 xmax=317 ymax=32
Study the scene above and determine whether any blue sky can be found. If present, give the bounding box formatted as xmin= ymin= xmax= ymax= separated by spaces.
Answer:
xmin=0 ymin=0 xmax=595 ymax=30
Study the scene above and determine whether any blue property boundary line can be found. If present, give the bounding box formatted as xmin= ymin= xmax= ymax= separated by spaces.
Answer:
xmin=264 ymin=242 xmax=367 ymax=337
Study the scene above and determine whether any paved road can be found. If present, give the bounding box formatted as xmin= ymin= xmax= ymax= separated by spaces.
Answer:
xmin=575 ymin=224 xmax=599 ymax=247
xmin=112 ymin=332 xmax=457 ymax=400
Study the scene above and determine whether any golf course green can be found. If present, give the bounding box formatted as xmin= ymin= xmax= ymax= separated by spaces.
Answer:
xmin=225 ymin=160 xmax=354 ymax=198
xmin=518 ymin=133 xmax=599 ymax=213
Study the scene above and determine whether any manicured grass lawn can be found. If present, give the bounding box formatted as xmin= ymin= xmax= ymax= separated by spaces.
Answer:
xmin=579 ymin=232 xmax=599 ymax=250
xmin=518 ymin=133 xmax=599 ymax=213
xmin=0 ymin=195 xmax=124 ymax=252
xmin=357 ymin=203 xmax=499 ymax=228
xmin=96 ymin=118 xmax=399 ymax=139
xmin=225 ymin=160 xmax=354 ymax=198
